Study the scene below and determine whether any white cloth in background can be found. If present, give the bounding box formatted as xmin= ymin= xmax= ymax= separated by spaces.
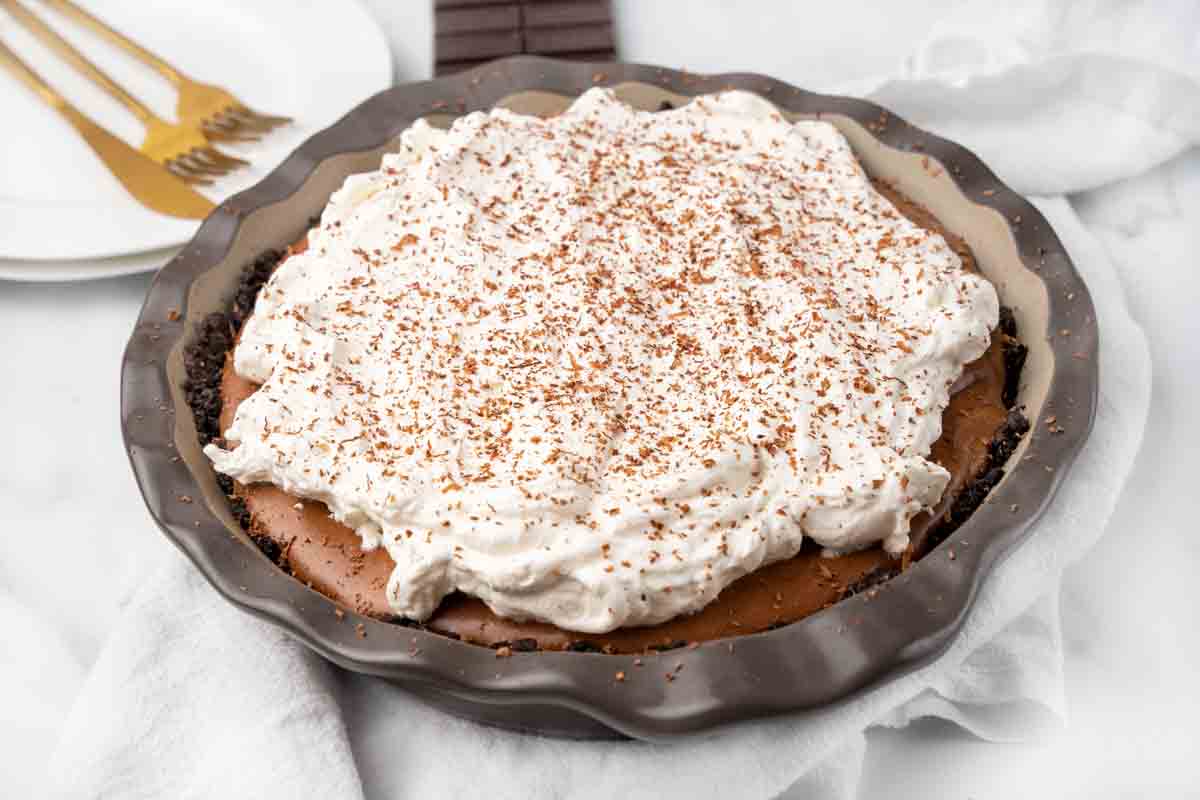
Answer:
xmin=38 ymin=1 xmax=1192 ymax=797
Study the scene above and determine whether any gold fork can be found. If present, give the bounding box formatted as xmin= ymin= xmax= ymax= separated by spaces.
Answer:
xmin=0 ymin=40 xmax=213 ymax=218
xmin=2 ymin=0 xmax=246 ymax=185
xmin=42 ymin=0 xmax=291 ymax=143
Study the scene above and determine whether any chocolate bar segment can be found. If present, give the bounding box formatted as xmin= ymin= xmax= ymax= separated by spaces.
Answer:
xmin=437 ymin=4 xmax=520 ymax=35
xmin=435 ymin=0 xmax=615 ymax=76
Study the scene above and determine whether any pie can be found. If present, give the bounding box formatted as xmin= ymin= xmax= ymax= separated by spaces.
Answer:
xmin=186 ymin=89 xmax=1028 ymax=654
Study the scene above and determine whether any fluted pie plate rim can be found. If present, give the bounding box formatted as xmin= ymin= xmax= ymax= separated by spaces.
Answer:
xmin=120 ymin=57 xmax=1098 ymax=741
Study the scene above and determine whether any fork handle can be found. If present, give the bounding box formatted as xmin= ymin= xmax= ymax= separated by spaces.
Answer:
xmin=0 ymin=37 xmax=67 ymax=110
xmin=42 ymin=0 xmax=186 ymax=85
xmin=2 ymin=0 xmax=159 ymax=123
xmin=0 ymin=38 xmax=101 ymax=138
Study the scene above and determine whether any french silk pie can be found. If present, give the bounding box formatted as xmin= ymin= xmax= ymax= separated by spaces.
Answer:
xmin=188 ymin=89 xmax=1029 ymax=654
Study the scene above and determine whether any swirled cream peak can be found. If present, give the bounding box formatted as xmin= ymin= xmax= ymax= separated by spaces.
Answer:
xmin=205 ymin=89 xmax=998 ymax=633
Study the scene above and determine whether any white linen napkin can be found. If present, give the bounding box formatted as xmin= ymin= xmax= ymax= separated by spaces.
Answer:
xmin=47 ymin=2 xmax=1181 ymax=796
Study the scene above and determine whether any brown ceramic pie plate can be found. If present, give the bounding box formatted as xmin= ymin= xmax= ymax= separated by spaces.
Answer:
xmin=121 ymin=57 xmax=1098 ymax=741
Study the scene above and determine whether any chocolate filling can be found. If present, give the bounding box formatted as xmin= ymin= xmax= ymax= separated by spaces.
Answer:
xmin=185 ymin=181 xmax=1028 ymax=654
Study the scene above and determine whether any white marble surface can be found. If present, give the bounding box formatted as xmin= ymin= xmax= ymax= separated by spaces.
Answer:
xmin=1 ymin=2 xmax=1198 ymax=796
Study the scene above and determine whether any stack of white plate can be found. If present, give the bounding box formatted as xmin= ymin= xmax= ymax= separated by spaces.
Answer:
xmin=0 ymin=0 xmax=392 ymax=281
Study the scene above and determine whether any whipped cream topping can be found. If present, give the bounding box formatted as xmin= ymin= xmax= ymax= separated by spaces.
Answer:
xmin=205 ymin=89 xmax=998 ymax=633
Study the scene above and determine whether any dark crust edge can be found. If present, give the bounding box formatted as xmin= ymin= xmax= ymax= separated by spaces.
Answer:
xmin=183 ymin=247 xmax=290 ymax=566
xmin=183 ymin=214 xmax=1030 ymax=654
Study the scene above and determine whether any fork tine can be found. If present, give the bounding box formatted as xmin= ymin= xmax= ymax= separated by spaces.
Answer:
xmin=166 ymin=160 xmax=214 ymax=186
xmin=196 ymin=146 xmax=249 ymax=169
xmin=203 ymin=127 xmax=262 ymax=143
xmin=219 ymin=115 xmax=277 ymax=135
xmin=253 ymin=112 xmax=292 ymax=125
xmin=207 ymin=110 xmax=252 ymax=132
xmin=228 ymin=105 xmax=291 ymax=130
xmin=217 ymin=110 xmax=270 ymax=138
xmin=181 ymin=148 xmax=235 ymax=173
xmin=213 ymin=106 xmax=271 ymax=130
xmin=177 ymin=153 xmax=228 ymax=177
xmin=196 ymin=110 xmax=254 ymax=138
xmin=202 ymin=117 xmax=262 ymax=143
xmin=236 ymin=104 xmax=293 ymax=126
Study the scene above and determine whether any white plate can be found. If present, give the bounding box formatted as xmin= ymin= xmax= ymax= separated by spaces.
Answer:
xmin=0 ymin=246 xmax=178 ymax=282
xmin=0 ymin=0 xmax=391 ymax=267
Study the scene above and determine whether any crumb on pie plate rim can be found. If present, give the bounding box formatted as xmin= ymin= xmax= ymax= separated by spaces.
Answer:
xmin=120 ymin=57 xmax=1098 ymax=741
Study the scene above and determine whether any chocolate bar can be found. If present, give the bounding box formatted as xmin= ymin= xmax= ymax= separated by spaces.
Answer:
xmin=435 ymin=0 xmax=615 ymax=75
